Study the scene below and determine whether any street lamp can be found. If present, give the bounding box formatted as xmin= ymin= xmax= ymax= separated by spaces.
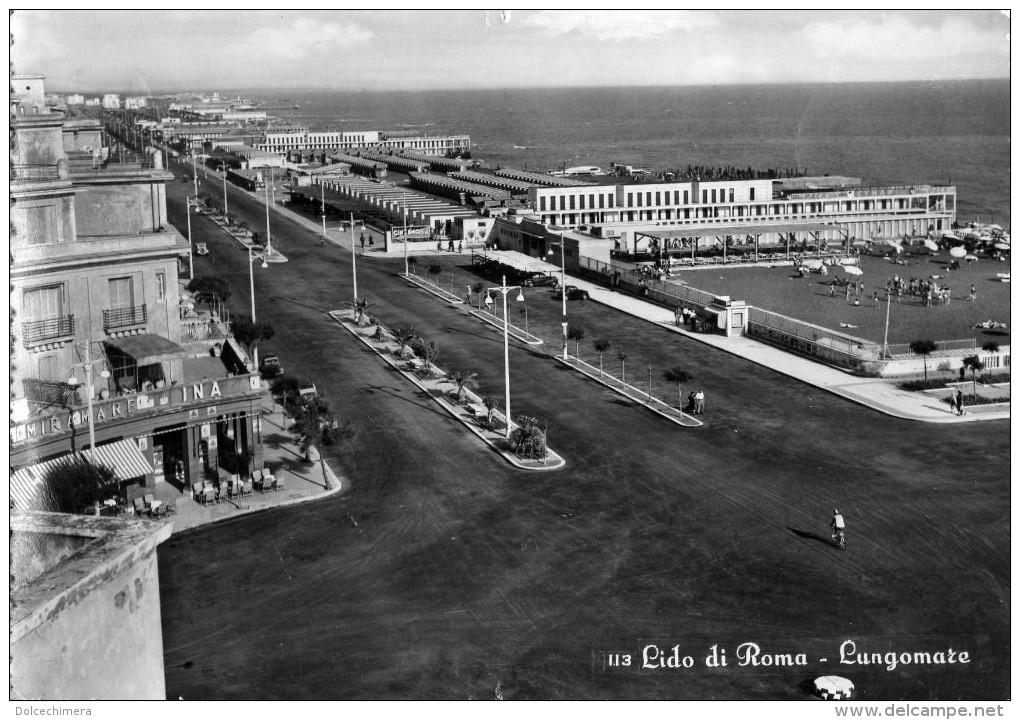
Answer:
xmin=546 ymin=231 xmax=569 ymax=360
xmin=191 ymin=149 xmax=198 ymax=197
xmin=484 ymin=275 xmax=525 ymax=439
xmin=220 ymin=163 xmax=229 ymax=217
xmin=402 ymin=188 xmax=409 ymax=276
xmin=248 ymin=246 xmax=270 ymax=370
xmin=66 ymin=342 xmax=111 ymax=464
xmin=184 ymin=196 xmax=201 ymax=280
xmin=263 ymin=167 xmax=274 ymax=257
xmin=349 ymin=212 xmax=358 ymax=301
xmin=320 ymin=181 xmax=327 ymax=236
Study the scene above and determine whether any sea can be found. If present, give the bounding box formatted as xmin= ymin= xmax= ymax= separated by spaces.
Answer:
xmin=252 ymin=80 xmax=1010 ymax=228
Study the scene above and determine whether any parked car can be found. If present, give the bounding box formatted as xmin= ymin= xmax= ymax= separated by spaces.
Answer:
xmin=260 ymin=353 xmax=284 ymax=376
xmin=565 ymin=285 xmax=589 ymax=300
xmin=298 ymin=380 xmax=318 ymax=400
xmin=523 ymin=272 xmax=557 ymax=287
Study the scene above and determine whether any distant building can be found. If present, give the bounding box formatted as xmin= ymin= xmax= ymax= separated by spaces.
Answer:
xmin=11 ymin=73 xmax=270 ymax=513
xmin=102 ymin=93 xmax=121 ymax=109
xmin=125 ymin=96 xmax=148 ymax=109
xmin=64 ymin=93 xmax=85 ymax=105
xmin=84 ymin=97 xmax=101 ymax=106
xmin=256 ymin=128 xmax=471 ymax=156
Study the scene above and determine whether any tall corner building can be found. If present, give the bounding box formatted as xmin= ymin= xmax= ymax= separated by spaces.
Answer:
xmin=10 ymin=73 xmax=269 ymax=510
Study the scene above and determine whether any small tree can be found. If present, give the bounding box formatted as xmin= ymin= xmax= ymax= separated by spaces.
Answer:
xmin=568 ymin=326 xmax=586 ymax=358
xmin=43 ymin=457 xmax=119 ymax=514
xmin=593 ymin=339 xmax=611 ymax=376
xmin=450 ymin=371 xmax=479 ymax=402
xmin=187 ymin=275 xmax=232 ymax=302
xmin=428 ymin=264 xmax=442 ymax=284
xmin=292 ymin=396 xmax=356 ymax=454
xmin=962 ymin=355 xmax=985 ymax=398
xmin=407 ymin=256 xmax=419 ymax=274
xmin=412 ymin=338 xmax=440 ymax=376
xmin=664 ymin=367 xmax=693 ymax=408
xmin=354 ymin=296 xmax=374 ymax=325
xmin=230 ymin=317 xmax=275 ymax=358
xmin=509 ymin=415 xmax=546 ymax=459
xmin=471 ymin=282 xmax=485 ymax=309
xmin=909 ymin=339 xmax=938 ymax=388
xmin=271 ymin=375 xmax=301 ymax=411
xmin=618 ymin=351 xmax=628 ymax=383
xmin=393 ymin=325 xmax=417 ymax=358
xmin=482 ymin=397 xmax=498 ymax=428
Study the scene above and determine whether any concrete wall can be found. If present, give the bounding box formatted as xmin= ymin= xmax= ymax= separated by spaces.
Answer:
xmin=10 ymin=512 xmax=172 ymax=700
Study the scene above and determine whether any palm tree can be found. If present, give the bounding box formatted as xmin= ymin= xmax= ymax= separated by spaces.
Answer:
xmin=393 ymin=325 xmax=417 ymax=358
xmin=471 ymin=282 xmax=485 ymax=309
xmin=618 ymin=351 xmax=628 ymax=383
xmin=962 ymin=355 xmax=985 ymax=398
xmin=407 ymin=256 xmax=418 ymax=275
xmin=982 ymin=341 xmax=1000 ymax=356
xmin=354 ymin=296 xmax=374 ymax=325
xmin=450 ymin=371 xmax=479 ymax=402
xmin=568 ymin=326 xmax=586 ymax=358
xmin=664 ymin=366 xmax=693 ymax=408
xmin=908 ymin=339 xmax=938 ymax=388
xmin=593 ymin=339 xmax=611 ymax=376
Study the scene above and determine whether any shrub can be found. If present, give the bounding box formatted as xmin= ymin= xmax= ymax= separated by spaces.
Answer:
xmin=43 ymin=457 xmax=119 ymax=514
xmin=187 ymin=275 xmax=232 ymax=302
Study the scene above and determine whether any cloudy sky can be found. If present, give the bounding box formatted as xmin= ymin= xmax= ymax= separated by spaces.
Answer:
xmin=10 ymin=9 xmax=1010 ymax=93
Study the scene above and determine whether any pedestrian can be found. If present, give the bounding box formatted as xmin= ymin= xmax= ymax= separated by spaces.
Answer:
xmin=437 ymin=240 xmax=442 ymax=252
xmin=959 ymin=366 xmax=966 ymax=382
xmin=458 ymin=241 xmax=463 ymax=253
xmin=829 ymin=283 xmax=835 ymax=298
xmin=948 ymin=393 xmax=957 ymax=414
xmin=969 ymin=284 xmax=977 ymax=302
xmin=360 ymin=234 xmax=365 ymax=251
xmin=857 ymin=280 xmax=864 ymax=297
xmin=368 ymin=235 xmax=374 ymax=246
xmin=845 ymin=284 xmax=851 ymax=302
xmin=694 ymin=389 xmax=705 ymax=415
xmin=873 ymin=290 xmax=880 ymax=305
xmin=956 ymin=389 xmax=965 ymax=416
xmin=686 ymin=391 xmax=697 ymax=414
xmin=448 ymin=239 xmax=455 ymax=252
xmin=675 ymin=306 xmax=682 ymax=326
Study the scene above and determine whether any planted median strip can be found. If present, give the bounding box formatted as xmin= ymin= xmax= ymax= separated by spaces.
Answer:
xmin=328 ymin=307 xmax=564 ymax=471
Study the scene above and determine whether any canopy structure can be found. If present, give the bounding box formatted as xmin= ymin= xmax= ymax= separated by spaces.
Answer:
xmin=104 ymin=333 xmax=187 ymax=366
xmin=10 ymin=439 xmax=153 ymax=510
xmin=635 ymin=222 xmax=846 ymax=263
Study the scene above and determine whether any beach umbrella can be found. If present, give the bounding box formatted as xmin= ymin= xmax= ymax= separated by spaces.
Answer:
xmin=922 ymin=239 xmax=939 ymax=251
xmin=990 ymin=224 xmax=1003 ymax=231
xmin=994 ymin=242 xmax=1010 ymax=251
xmin=949 ymin=246 xmax=967 ymax=258
xmin=838 ymin=257 xmax=860 ymax=265
xmin=813 ymin=676 xmax=854 ymax=700
xmin=850 ymin=240 xmax=869 ymax=248
xmin=843 ymin=265 xmax=864 ymax=276
xmin=964 ymin=254 xmax=979 ymax=261
xmin=802 ymin=259 xmax=823 ymax=269
xmin=942 ymin=232 xmax=961 ymax=241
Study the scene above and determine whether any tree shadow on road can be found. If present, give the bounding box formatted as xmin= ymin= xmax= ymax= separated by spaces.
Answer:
xmin=787 ymin=526 xmax=835 ymax=547
xmin=362 ymin=384 xmax=450 ymax=420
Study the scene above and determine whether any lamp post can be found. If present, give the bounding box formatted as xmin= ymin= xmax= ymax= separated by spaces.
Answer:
xmin=484 ymin=275 xmax=525 ymax=439
xmin=320 ymin=181 xmax=327 ymax=236
xmin=350 ymin=212 xmax=358 ymax=301
xmin=66 ymin=342 xmax=111 ymax=464
xmin=546 ymin=231 xmax=569 ymax=360
xmin=191 ymin=149 xmax=198 ymax=197
xmin=263 ymin=168 xmax=273 ymax=257
xmin=219 ymin=163 xmax=229 ymax=217
xmin=402 ymin=188 xmax=409 ymax=276
xmin=248 ymin=246 xmax=270 ymax=370
xmin=185 ymin=196 xmax=198 ymax=280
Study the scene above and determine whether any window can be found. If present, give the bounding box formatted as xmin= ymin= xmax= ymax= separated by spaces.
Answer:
xmin=702 ymin=190 xmax=708 ymax=204
xmin=589 ymin=194 xmax=595 ymax=209
xmin=599 ymin=194 xmax=605 ymax=209
xmin=540 ymin=197 xmax=546 ymax=212
xmin=569 ymin=195 xmax=575 ymax=210
xmin=646 ymin=192 xmax=651 ymax=206
xmin=674 ymin=191 xmax=679 ymax=204
xmin=729 ymin=189 xmax=734 ymax=203
xmin=579 ymin=195 xmax=585 ymax=210
xmin=655 ymin=192 xmax=661 ymax=206
xmin=24 ymin=284 xmax=65 ymax=321
xmin=711 ymin=189 xmax=717 ymax=203
xmin=38 ymin=355 xmax=58 ymax=382
xmin=109 ymin=277 xmax=135 ymax=309
xmin=750 ymin=188 xmax=755 ymax=201
xmin=684 ymin=190 xmax=689 ymax=204
xmin=156 ymin=272 xmax=166 ymax=301
xmin=627 ymin=193 xmax=633 ymax=207
xmin=636 ymin=193 xmax=642 ymax=207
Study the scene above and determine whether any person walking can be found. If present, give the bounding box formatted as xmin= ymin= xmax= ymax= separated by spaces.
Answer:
xmin=694 ymin=389 xmax=705 ymax=415
xmin=360 ymin=234 xmax=366 ymax=252
xmin=956 ymin=389 xmax=965 ymax=416
xmin=969 ymin=284 xmax=977 ymax=302
xmin=829 ymin=283 xmax=835 ymax=298
xmin=845 ymin=284 xmax=851 ymax=302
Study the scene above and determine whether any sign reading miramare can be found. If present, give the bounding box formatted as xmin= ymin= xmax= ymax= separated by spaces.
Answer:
xmin=11 ymin=377 xmax=261 ymax=445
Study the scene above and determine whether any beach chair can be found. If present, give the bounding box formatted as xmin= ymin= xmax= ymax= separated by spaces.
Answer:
xmin=261 ymin=467 xmax=278 ymax=492
xmin=240 ymin=479 xmax=252 ymax=498
xmin=229 ymin=474 xmax=241 ymax=499
xmin=251 ymin=468 xmax=265 ymax=493
xmin=143 ymin=493 xmax=155 ymax=510
xmin=133 ymin=497 xmax=146 ymax=515
xmin=154 ymin=503 xmax=168 ymax=518
xmin=273 ymin=472 xmax=284 ymax=492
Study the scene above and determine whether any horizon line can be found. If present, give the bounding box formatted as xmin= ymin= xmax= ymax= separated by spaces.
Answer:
xmin=46 ymin=76 xmax=1010 ymax=96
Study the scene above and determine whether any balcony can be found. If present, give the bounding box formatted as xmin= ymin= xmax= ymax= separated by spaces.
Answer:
xmin=22 ymin=315 xmax=75 ymax=347
xmin=103 ymin=304 xmax=147 ymax=332
xmin=12 ymin=164 xmax=62 ymax=182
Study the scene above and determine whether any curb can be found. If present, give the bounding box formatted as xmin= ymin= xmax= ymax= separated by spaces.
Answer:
xmin=467 ymin=309 xmax=544 ymax=345
xmin=553 ymin=357 xmax=703 ymax=427
xmin=195 ymin=208 xmax=289 ymax=263
xmin=398 ymin=273 xmax=465 ymax=304
xmin=327 ymin=310 xmax=565 ymax=471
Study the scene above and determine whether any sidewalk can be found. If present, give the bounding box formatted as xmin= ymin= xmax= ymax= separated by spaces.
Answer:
xmin=485 ymin=250 xmax=1009 ymax=424
xmin=144 ymin=395 xmax=345 ymax=536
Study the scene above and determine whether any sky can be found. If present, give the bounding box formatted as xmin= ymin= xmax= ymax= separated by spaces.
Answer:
xmin=9 ymin=9 xmax=1011 ymax=93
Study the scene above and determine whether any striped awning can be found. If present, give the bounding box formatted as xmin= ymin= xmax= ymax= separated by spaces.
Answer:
xmin=9 ymin=439 xmax=152 ymax=511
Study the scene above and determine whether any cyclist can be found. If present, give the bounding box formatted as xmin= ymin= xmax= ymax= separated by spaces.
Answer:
xmin=831 ymin=509 xmax=846 ymax=542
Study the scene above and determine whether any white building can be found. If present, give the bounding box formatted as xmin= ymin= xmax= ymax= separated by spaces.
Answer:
xmin=102 ymin=93 xmax=121 ymax=109
xmin=125 ymin=96 xmax=148 ymax=109
xmin=65 ymin=93 xmax=85 ymax=105
xmin=256 ymin=128 xmax=470 ymax=156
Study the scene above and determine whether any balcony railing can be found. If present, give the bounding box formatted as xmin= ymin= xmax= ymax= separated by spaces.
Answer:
xmin=12 ymin=164 xmax=61 ymax=181
xmin=22 ymin=315 xmax=75 ymax=346
xmin=103 ymin=304 xmax=147 ymax=331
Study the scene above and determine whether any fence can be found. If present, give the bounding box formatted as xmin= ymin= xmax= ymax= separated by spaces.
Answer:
xmin=884 ymin=339 xmax=977 ymax=357
xmin=578 ymin=256 xmax=717 ymax=308
xmin=746 ymin=307 xmax=880 ymax=365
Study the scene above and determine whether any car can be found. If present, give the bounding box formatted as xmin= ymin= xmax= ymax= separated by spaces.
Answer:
xmin=260 ymin=353 xmax=283 ymax=376
xmin=565 ymin=285 xmax=589 ymax=300
xmin=195 ymin=242 xmax=209 ymax=256
xmin=298 ymin=380 xmax=318 ymax=400
xmin=523 ymin=273 xmax=557 ymax=287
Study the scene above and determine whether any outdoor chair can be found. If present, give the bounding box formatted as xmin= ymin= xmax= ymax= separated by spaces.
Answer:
xmin=143 ymin=493 xmax=155 ymax=509
xmin=251 ymin=468 xmax=265 ymax=493
xmin=154 ymin=504 xmax=168 ymax=518
xmin=260 ymin=467 xmax=277 ymax=492
xmin=133 ymin=497 xmax=146 ymax=515
xmin=165 ymin=499 xmax=177 ymax=516
xmin=272 ymin=472 xmax=284 ymax=492
xmin=240 ymin=480 xmax=252 ymax=498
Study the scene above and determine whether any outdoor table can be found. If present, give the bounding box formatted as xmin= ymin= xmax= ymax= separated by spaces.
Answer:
xmin=150 ymin=499 xmax=162 ymax=512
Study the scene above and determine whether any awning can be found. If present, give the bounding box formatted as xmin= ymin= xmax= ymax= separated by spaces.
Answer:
xmin=105 ymin=333 xmax=188 ymax=365
xmin=10 ymin=439 xmax=153 ymax=510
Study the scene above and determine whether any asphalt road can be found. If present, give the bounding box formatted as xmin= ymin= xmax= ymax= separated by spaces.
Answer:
xmin=160 ymin=166 xmax=1010 ymax=701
